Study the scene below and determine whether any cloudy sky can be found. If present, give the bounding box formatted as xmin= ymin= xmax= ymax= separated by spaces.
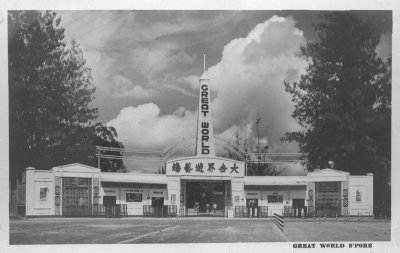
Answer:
xmin=55 ymin=10 xmax=392 ymax=173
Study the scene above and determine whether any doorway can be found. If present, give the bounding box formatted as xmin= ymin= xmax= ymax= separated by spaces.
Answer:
xmin=103 ymin=196 xmax=116 ymax=206
xmin=103 ymin=196 xmax=117 ymax=217
xmin=292 ymin=198 xmax=305 ymax=217
xmin=246 ymin=199 xmax=258 ymax=217
xmin=152 ymin=197 xmax=165 ymax=217
xmin=315 ymin=182 xmax=341 ymax=216
xmin=185 ymin=181 xmax=226 ymax=216
xmin=62 ymin=177 xmax=91 ymax=216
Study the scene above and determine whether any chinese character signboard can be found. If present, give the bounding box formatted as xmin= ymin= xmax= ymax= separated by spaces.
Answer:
xmin=166 ymin=157 xmax=244 ymax=177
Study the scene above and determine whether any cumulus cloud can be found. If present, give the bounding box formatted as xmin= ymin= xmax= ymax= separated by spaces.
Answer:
xmin=108 ymin=16 xmax=307 ymax=155
xmin=208 ymin=15 xmax=307 ymax=152
xmin=107 ymin=103 xmax=197 ymax=149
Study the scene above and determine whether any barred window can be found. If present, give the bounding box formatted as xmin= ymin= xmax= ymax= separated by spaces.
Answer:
xmin=40 ymin=187 xmax=48 ymax=200
xmin=356 ymin=190 xmax=362 ymax=202
xmin=267 ymin=195 xmax=283 ymax=203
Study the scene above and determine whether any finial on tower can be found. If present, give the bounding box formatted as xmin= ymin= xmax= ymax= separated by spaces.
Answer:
xmin=201 ymin=54 xmax=208 ymax=79
xmin=203 ymin=54 xmax=206 ymax=73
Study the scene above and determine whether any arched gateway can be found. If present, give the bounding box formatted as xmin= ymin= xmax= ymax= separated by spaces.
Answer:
xmin=21 ymin=69 xmax=374 ymax=218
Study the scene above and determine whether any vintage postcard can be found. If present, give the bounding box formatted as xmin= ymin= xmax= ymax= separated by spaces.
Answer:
xmin=1 ymin=0 xmax=399 ymax=252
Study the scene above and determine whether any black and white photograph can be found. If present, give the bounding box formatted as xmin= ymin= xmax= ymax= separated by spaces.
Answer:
xmin=1 ymin=0 xmax=399 ymax=252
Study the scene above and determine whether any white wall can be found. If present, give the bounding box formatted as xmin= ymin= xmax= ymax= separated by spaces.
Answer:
xmin=25 ymin=168 xmax=54 ymax=216
xmin=348 ymin=175 xmax=373 ymax=215
xmin=100 ymin=186 xmax=168 ymax=216
xmin=231 ymin=178 xmax=245 ymax=207
xmin=244 ymin=189 xmax=307 ymax=216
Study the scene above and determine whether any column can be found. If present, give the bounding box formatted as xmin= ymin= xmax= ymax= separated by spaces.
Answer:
xmin=167 ymin=176 xmax=182 ymax=215
xmin=25 ymin=167 xmax=35 ymax=216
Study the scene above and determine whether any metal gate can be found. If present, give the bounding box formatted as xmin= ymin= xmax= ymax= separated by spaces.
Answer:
xmin=62 ymin=177 xmax=92 ymax=216
xmin=315 ymin=182 xmax=341 ymax=217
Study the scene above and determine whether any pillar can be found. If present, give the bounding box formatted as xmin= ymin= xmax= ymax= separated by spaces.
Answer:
xmin=342 ymin=180 xmax=349 ymax=216
xmin=167 ymin=176 xmax=182 ymax=215
xmin=367 ymin=173 xmax=374 ymax=214
xmin=307 ymin=181 xmax=314 ymax=216
xmin=54 ymin=176 xmax=61 ymax=215
xmin=25 ymin=167 xmax=35 ymax=216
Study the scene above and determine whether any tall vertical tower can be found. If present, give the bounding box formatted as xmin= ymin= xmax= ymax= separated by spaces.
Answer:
xmin=195 ymin=56 xmax=216 ymax=157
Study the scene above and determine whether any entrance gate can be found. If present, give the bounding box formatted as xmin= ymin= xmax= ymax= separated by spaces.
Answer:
xmin=62 ymin=177 xmax=92 ymax=216
xmin=315 ymin=182 xmax=341 ymax=216
xmin=185 ymin=181 xmax=226 ymax=216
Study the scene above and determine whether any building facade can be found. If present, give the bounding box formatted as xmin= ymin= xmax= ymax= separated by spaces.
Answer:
xmin=24 ymin=164 xmax=373 ymax=217
xmin=22 ymin=71 xmax=374 ymax=218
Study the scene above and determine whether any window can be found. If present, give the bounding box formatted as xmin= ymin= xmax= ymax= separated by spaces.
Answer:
xmin=126 ymin=193 xmax=142 ymax=202
xmin=267 ymin=195 xmax=283 ymax=203
xmin=40 ymin=187 xmax=48 ymax=200
xmin=356 ymin=190 xmax=362 ymax=202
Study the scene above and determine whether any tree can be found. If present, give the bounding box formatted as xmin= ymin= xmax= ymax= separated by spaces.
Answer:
xmin=282 ymin=12 xmax=391 ymax=212
xmin=9 ymin=11 xmax=125 ymax=187
xmin=58 ymin=124 xmax=126 ymax=172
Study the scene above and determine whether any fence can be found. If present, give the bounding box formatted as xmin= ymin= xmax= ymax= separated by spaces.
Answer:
xmin=143 ymin=205 xmax=177 ymax=217
xmin=273 ymin=213 xmax=284 ymax=231
xmin=234 ymin=206 xmax=269 ymax=218
xmin=283 ymin=206 xmax=309 ymax=218
xmin=91 ymin=204 xmax=128 ymax=217
xmin=9 ymin=182 xmax=26 ymax=217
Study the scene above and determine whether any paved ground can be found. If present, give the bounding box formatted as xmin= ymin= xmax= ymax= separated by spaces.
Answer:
xmin=10 ymin=217 xmax=285 ymax=244
xmin=284 ymin=220 xmax=390 ymax=241
xmin=9 ymin=217 xmax=390 ymax=244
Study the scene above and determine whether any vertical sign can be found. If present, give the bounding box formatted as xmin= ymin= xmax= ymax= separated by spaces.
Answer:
xmin=196 ymin=74 xmax=216 ymax=156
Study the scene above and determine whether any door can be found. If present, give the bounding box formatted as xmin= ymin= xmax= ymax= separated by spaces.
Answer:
xmin=152 ymin=197 xmax=164 ymax=217
xmin=315 ymin=182 xmax=341 ymax=216
xmin=246 ymin=199 xmax=258 ymax=217
xmin=103 ymin=196 xmax=117 ymax=217
xmin=62 ymin=177 xmax=91 ymax=217
xmin=103 ymin=196 xmax=116 ymax=206
xmin=292 ymin=199 xmax=305 ymax=217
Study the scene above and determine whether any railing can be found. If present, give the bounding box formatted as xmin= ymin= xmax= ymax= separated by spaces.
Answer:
xmin=234 ymin=206 xmax=269 ymax=218
xmin=143 ymin=205 xmax=177 ymax=217
xmin=92 ymin=204 xmax=128 ymax=217
xmin=273 ymin=213 xmax=284 ymax=231
xmin=283 ymin=206 xmax=309 ymax=218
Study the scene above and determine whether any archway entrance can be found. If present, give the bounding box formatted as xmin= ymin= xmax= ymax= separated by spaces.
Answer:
xmin=185 ymin=181 xmax=226 ymax=216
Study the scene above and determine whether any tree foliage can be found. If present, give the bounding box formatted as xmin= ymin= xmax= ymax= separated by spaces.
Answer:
xmin=9 ymin=11 xmax=125 ymax=187
xmin=282 ymin=12 xmax=391 ymax=210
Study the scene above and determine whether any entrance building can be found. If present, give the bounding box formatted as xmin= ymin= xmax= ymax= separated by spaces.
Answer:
xmin=21 ymin=69 xmax=374 ymax=218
